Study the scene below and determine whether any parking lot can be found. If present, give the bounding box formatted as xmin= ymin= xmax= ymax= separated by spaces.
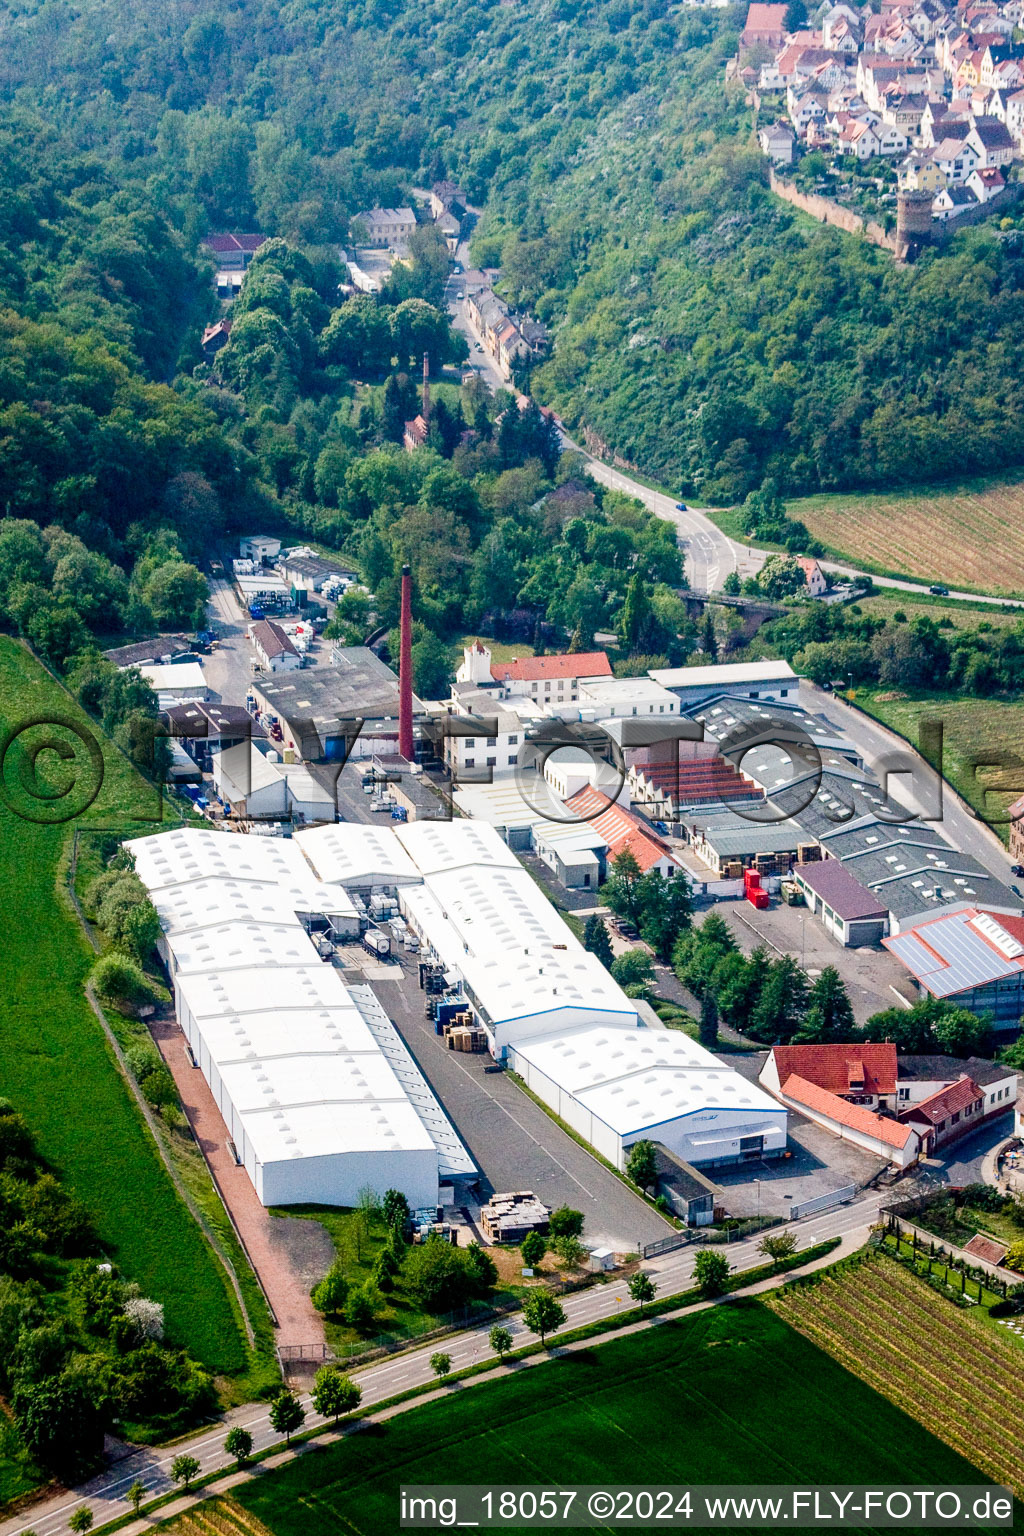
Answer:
xmin=202 ymin=576 xmax=336 ymax=707
xmin=345 ymin=948 xmax=672 ymax=1253
xmin=711 ymin=1051 xmax=889 ymax=1216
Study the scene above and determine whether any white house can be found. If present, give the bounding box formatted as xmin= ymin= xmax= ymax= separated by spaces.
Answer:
xmin=250 ymin=619 xmax=302 ymax=674
xmin=839 ymin=118 xmax=881 ymax=157
xmin=239 ymin=535 xmax=281 ymax=564
xmin=968 ymin=164 xmax=1006 ymax=202
xmin=875 ymin=122 xmax=910 ymax=155
xmin=932 ymin=136 xmax=981 ymax=182
xmin=796 ymin=557 xmax=829 ymax=597
xmin=759 ymin=120 xmax=797 ymax=163
xmin=965 ymin=116 xmax=1016 ymax=167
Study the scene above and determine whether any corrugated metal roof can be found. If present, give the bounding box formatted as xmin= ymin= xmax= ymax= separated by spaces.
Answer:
xmin=885 ymin=907 xmax=1024 ymax=996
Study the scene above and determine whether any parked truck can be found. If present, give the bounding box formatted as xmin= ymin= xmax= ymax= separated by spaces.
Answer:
xmin=362 ymin=930 xmax=391 ymax=959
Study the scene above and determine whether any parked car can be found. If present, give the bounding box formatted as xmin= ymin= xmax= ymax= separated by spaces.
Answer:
xmin=457 ymin=290 xmax=465 ymax=301
xmin=1012 ymin=864 xmax=1024 ymax=877
xmin=929 ymin=584 xmax=949 ymax=596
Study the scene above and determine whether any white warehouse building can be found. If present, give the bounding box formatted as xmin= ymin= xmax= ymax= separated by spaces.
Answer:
xmin=393 ymin=820 xmax=639 ymax=1054
xmin=127 ymin=827 xmax=471 ymax=1210
xmin=128 ymin=820 xmax=786 ymax=1192
xmin=510 ymin=1028 xmax=788 ymax=1171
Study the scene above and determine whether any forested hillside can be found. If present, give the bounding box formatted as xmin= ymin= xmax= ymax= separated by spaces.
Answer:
xmin=5 ymin=0 xmax=1024 ymax=500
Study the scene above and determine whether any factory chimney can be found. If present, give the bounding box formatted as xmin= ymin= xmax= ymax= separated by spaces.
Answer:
xmin=421 ymin=352 xmax=430 ymax=423
xmin=398 ymin=562 xmax=414 ymax=761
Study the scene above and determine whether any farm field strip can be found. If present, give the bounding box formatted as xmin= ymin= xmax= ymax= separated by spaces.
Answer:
xmin=788 ymin=480 xmax=1024 ymax=594
xmin=769 ymin=1257 xmax=1024 ymax=1495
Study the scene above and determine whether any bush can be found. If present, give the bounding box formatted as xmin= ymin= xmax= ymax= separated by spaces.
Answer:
xmin=520 ymin=1231 xmax=546 ymax=1268
xmin=345 ymin=1281 xmax=382 ymax=1333
xmin=548 ymin=1206 xmax=584 ymax=1239
xmin=311 ymin=1263 xmax=349 ymax=1318
xmin=89 ymin=954 xmax=155 ymax=1011
xmin=404 ymin=1235 xmax=492 ymax=1313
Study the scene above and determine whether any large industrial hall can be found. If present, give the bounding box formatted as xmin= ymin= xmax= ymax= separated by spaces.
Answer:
xmin=130 ymin=818 xmax=786 ymax=1212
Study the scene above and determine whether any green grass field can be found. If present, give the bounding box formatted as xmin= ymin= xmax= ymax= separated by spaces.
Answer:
xmin=856 ymin=688 xmax=1024 ymax=842
xmin=850 ymin=591 xmax=1024 ymax=630
xmin=232 ymin=1302 xmax=1003 ymax=1536
xmin=0 ymin=637 xmax=246 ymax=1374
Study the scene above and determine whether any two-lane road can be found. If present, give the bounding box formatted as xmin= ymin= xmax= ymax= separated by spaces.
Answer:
xmin=2 ymin=1194 xmax=881 ymax=1536
xmin=574 ymin=454 xmax=763 ymax=594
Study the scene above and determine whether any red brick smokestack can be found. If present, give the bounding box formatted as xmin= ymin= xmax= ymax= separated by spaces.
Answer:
xmin=398 ymin=562 xmax=414 ymax=761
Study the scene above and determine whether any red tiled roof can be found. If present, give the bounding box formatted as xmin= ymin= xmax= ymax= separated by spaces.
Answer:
xmin=203 ymin=233 xmax=266 ymax=254
xmin=564 ymin=785 xmax=681 ymax=874
xmin=963 ymin=1233 xmax=1008 ymax=1266
xmin=900 ymin=1074 xmax=983 ymax=1127
xmin=743 ymin=1 xmax=788 ymax=34
xmin=490 ymin=652 xmax=611 ymax=683
xmin=781 ymin=1074 xmax=918 ymax=1149
xmin=771 ymin=1042 xmax=899 ymax=1095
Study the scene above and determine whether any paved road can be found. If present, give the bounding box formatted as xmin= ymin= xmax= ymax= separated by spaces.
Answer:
xmin=935 ymin=1109 xmax=1015 ymax=1187
xmin=442 ymin=253 xmax=1015 ymax=610
xmin=802 ymin=682 xmax=1015 ymax=884
xmin=2 ymin=1196 xmax=882 ymax=1536
xmin=821 ymin=560 xmax=1023 ymax=610
xmin=445 ymin=243 xmax=506 ymax=393
xmin=370 ymin=959 xmax=670 ymax=1252
xmin=442 ymin=263 xmax=757 ymax=594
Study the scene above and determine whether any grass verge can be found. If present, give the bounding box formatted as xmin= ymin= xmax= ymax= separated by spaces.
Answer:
xmin=853 ymin=687 xmax=1024 ymax=843
xmin=0 ymin=638 xmax=258 ymax=1380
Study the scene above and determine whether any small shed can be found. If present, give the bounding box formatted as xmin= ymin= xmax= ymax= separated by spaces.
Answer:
xmin=588 ymin=1246 xmax=615 ymax=1272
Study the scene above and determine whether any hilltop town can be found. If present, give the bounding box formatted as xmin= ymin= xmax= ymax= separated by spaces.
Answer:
xmin=737 ymin=0 xmax=1024 ymax=238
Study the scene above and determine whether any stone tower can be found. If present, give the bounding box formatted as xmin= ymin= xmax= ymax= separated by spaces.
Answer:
xmin=895 ymin=189 xmax=934 ymax=262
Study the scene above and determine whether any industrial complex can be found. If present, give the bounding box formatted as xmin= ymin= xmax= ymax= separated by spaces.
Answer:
xmin=129 ymin=814 xmax=789 ymax=1215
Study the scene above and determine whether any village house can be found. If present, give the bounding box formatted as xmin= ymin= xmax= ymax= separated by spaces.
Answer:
xmin=428 ymin=180 xmax=466 ymax=219
xmin=740 ymin=2 xmax=789 ymax=54
xmin=356 ymin=207 xmax=417 ymax=251
xmin=900 ymin=150 xmax=948 ymax=191
xmin=747 ymin=0 xmax=1023 ymax=230
xmin=933 ymin=134 xmax=982 ymax=179
xmin=965 ymin=113 xmax=1016 ymax=164
xmin=796 ymin=556 xmax=829 ymax=596
xmin=201 ymin=319 xmax=231 ymax=359
xmin=933 ymin=183 xmax=979 ymax=214
xmin=759 ymin=120 xmax=797 ymax=161
xmin=839 ymin=118 xmax=882 ymax=156
xmin=968 ymin=162 xmax=1007 ymax=198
